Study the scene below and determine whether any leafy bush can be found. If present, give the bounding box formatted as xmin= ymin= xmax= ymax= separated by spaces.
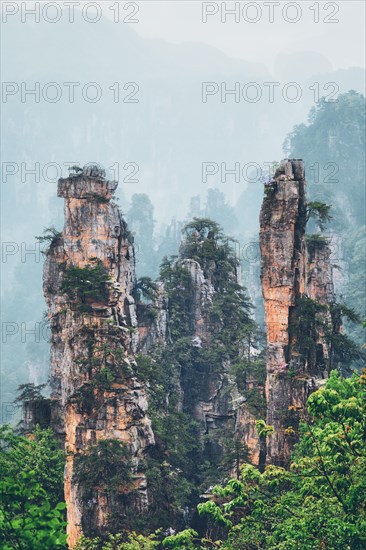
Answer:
xmin=0 ymin=472 xmax=67 ymax=549
xmin=0 ymin=426 xmax=66 ymax=548
xmin=0 ymin=425 xmax=65 ymax=507
xmin=162 ymin=528 xmax=199 ymax=549
xmin=75 ymin=531 xmax=159 ymax=549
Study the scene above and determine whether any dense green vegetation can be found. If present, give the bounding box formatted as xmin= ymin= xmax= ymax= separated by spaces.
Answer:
xmin=6 ymin=375 xmax=364 ymax=550
xmin=134 ymin=276 xmax=160 ymax=324
xmin=130 ymin=219 xmax=262 ymax=531
xmin=0 ymin=426 xmax=66 ymax=549
xmin=68 ymin=371 xmax=366 ymax=548
xmin=343 ymin=225 xmax=366 ymax=344
xmin=198 ymin=371 xmax=366 ymax=549
xmin=75 ymin=528 xmax=200 ymax=549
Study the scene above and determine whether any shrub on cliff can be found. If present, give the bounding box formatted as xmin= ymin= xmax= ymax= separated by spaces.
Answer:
xmin=61 ymin=258 xmax=111 ymax=307
xmin=73 ymin=439 xmax=133 ymax=503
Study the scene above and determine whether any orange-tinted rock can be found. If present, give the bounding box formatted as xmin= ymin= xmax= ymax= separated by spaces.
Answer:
xmin=44 ymin=166 xmax=154 ymax=548
xmin=260 ymin=159 xmax=334 ymax=467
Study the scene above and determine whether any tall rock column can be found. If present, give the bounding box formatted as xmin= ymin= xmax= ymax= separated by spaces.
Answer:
xmin=44 ymin=165 xmax=154 ymax=547
xmin=260 ymin=159 xmax=334 ymax=466
xmin=178 ymin=258 xmax=265 ymax=469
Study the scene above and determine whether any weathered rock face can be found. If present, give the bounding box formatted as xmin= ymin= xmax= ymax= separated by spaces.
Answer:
xmin=179 ymin=259 xmax=264 ymax=469
xmin=44 ymin=166 xmax=154 ymax=547
xmin=260 ymin=159 xmax=334 ymax=466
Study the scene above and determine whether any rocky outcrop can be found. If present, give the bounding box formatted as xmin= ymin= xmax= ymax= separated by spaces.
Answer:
xmin=44 ymin=166 xmax=154 ymax=547
xmin=260 ymin=159 xmax=335 ymax=466
xmin=180 ymin=259 xmax=264 ymax=469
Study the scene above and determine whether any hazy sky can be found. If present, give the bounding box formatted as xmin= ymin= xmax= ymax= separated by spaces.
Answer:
xmin=120 ymin=1 xmax=365 ymax=73
xmin=14 ymin=1 xmax=365 ymax=76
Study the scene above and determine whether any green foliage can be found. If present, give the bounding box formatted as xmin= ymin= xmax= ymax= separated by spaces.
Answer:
xmin=198 ymin=500 xmax=232 ymax=529
xmin=181 ymin=218 xmax=238 ymax=284
xmin=183 ymin=217 xmax=221 ymax=237
xmin=325 ymin=330 xmax=361 ymax=372
xmin=285 ymin=90 xmax=366 ymax=355
xmin=134 ymin=219 xmax=260 ymax=528
xmin=294 ymin=296 xmax=363 ymax=374
xmin=35 ymin=226 xmax=62 ymax=254
xmin=0 ymin=472 xmax=67 ymax=549
xmin=162 ymin=218 xmax=253 ymax=352
xmin=330 ymin=302 xmax=361 ymax=325
xmin=15 ymin=382 xmax=47 ymax=404
xmin=295 ymin=296 xmax=328 ymax=367
xmin=15 ymin=383 xmax=51 ymax=432
xmin=304 ymin=233 xmax=329 ymax=246
xmin=135 ymin=277 xmax=159 ymax=325
xmin=306 ymin=201 xmax=332 ymax=232
xmin=245 ymin=387 xmax=266 ymax=418
xmin=162 ymin=528 xmax=199 ymax=549
xmin=93 ymin=367 xmax=115 ymax=390
xmin=61 ymin=259 xmax=111 ymax=308
xmin=76 ymin=529 xmax=205 ymax=550
xmin=197 ymin=372 xmax=366 ymax=549
xmin=71 ymin=383 xmax=95 ymax=415
xmin=231 ymin=355 xmax=266 ymax=418
xmin=72 ymin=439 xmax=138 ymax=536
xmin=136 ymin=349 xmax=201 ymax=528
xmin=73 ymin=439 xmax=132 ymax=504
xmin=216 ymin=434 xmax=249 ymax=480
xmin=230 ymin=331 xmax=266 ymax=415
xmin=284 ymin=93 xmax=365 ymax=230
xmin=326 ymin=303 xmax=363 ymax=372
xmin=0 ymin=425 xmax=65 ymax=507
xmin=159 ymin=258 xmax=195 ymax=339
xmin=75 ymin=529 xmax=201 ymax=549
xmin=0 ymin=426 xmax=66 ymax=548
xmin=75 ymin=531 xmax=160 ymax=549
xmin=343 ymin=226 xmax=366 ymax=345
xmin=255 ymin=419 xmax=274 ymax=438
xmin=135 ymin=277 xmax=158 ymax=303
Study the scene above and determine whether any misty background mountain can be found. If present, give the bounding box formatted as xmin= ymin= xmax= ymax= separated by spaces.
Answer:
xmin=1 ymin=12 xmax=365 ymax=411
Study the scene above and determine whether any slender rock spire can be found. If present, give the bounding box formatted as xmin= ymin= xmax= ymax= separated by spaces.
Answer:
xmin=44 ymin=165 xmax=154 ymax=547
xmin=260 ymin=159 xmax=335 ymax=466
